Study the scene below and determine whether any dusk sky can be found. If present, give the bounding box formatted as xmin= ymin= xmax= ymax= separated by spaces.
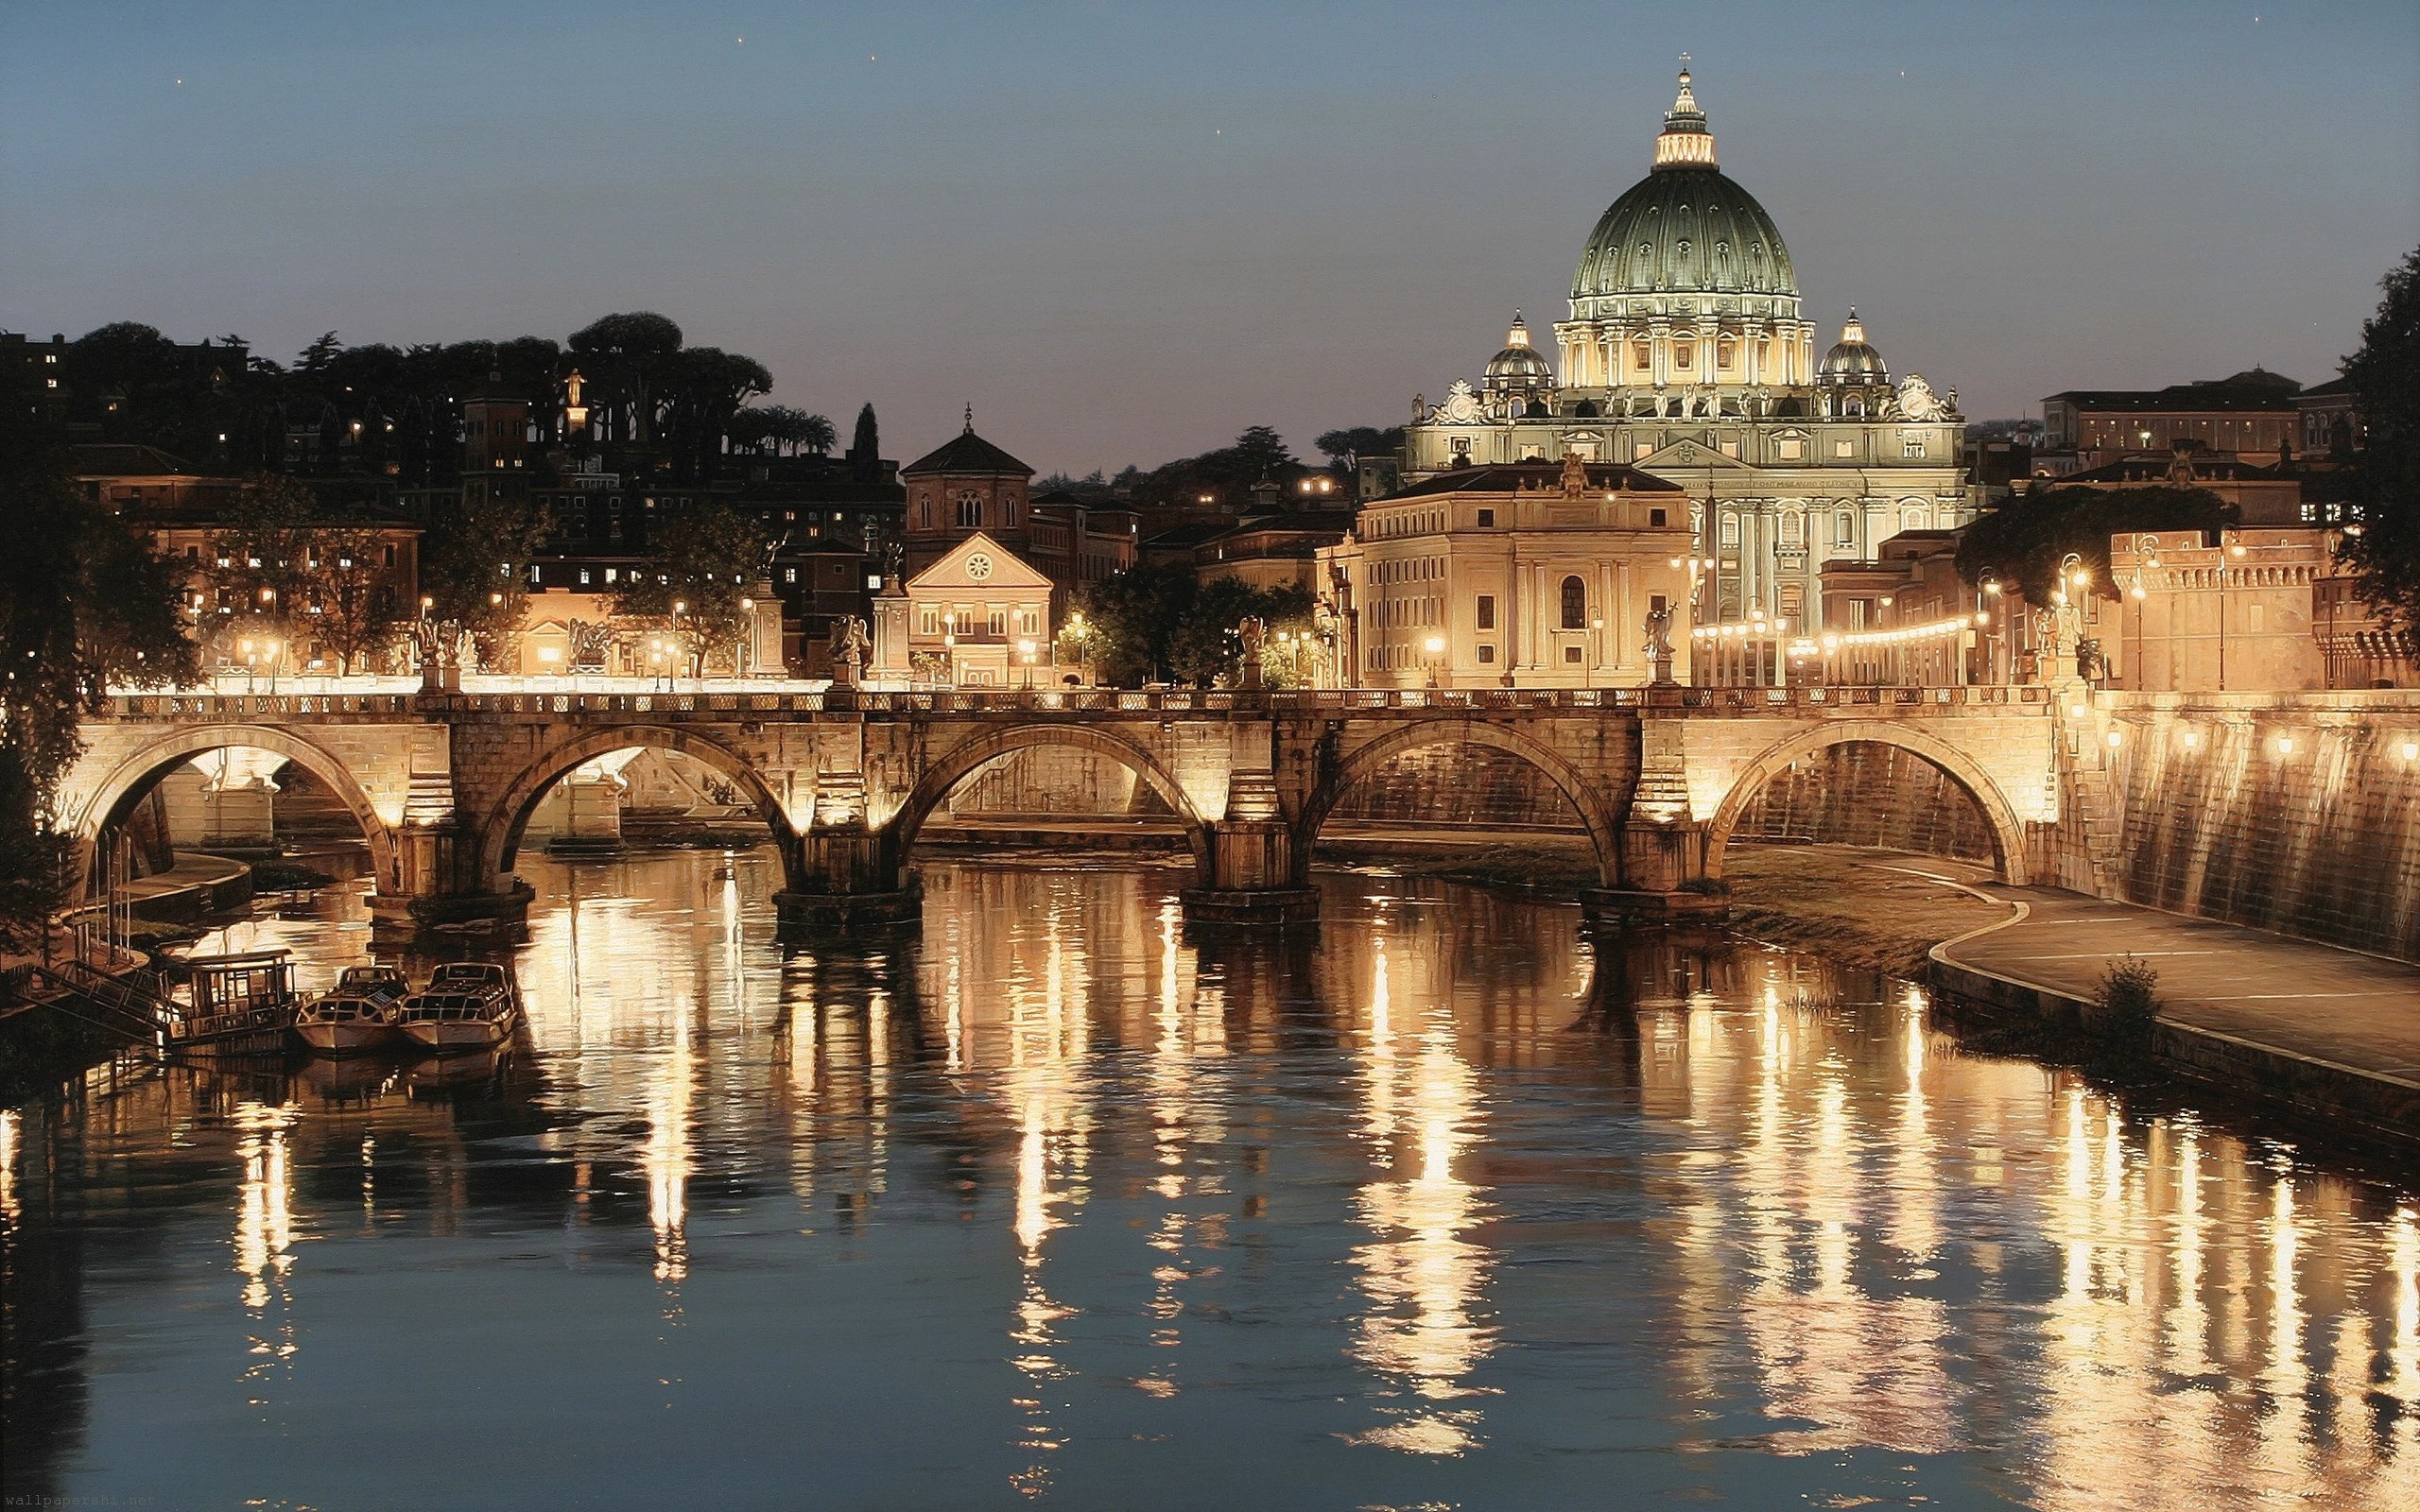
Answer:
xmin=6 ymin=1 xmax=2415 ymax=473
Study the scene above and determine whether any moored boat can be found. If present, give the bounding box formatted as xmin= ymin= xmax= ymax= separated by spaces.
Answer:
xmin=295 ymin=965 xmax=411 ymax=1055
xmin=397 ymin=962 xmax=522 ymax=1053
xmin=160 ymin=950 xmax=300 ymax=1057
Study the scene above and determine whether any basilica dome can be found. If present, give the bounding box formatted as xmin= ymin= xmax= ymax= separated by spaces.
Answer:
xmin=1568 ymin=70 xmax=1797 ymax=303
xmin=1818 ymin=311 xmax=1888 ymax=383
xmin=1484 ymin=311 xmax=1555 ymax=390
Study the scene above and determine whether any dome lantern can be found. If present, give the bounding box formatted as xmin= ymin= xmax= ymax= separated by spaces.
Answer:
xmin=1653 ymin=60 xmax=1718 ymax=170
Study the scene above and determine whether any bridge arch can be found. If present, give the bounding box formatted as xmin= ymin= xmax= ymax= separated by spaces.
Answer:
xmin=479 ymin=725 xmax=799 ymax=886
xmin=68 ymin=723 xmax=399 ymax=896
xmin=890 ymin=724 xmax=1213 ymax=879
xmin=1298 ymin=719 xmax=1624 ymax=887
xmin=1703 ymin=719 xmax=2031 ymax=885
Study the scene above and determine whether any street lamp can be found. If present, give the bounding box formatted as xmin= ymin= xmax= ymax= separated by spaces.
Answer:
xmin=1017 ymin=637 xmax=1036 ymax=689
xmin=1424 ymin=634 xmax=1445 ymax=690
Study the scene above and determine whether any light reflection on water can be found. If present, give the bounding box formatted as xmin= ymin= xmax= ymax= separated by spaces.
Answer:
xmin=2 ymin=850 xmax=2416 ymax=1510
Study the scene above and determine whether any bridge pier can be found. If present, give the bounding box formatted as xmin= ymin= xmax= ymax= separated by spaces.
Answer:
xmin=1179 ymin=817 xmax=1319 ymax=926
xmin=775 ymin=823 xmax=923 ymax=935
xmin=366 ymin=774 xmax=533 ymax=940
xmin=1579 ymin=817 xmax=1728 ymax=926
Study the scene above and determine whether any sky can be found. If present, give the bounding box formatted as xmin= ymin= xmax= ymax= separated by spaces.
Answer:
xmin=5 ymin=1 xmax=2416 ymax=474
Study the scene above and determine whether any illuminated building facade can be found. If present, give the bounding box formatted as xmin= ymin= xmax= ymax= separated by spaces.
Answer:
xmin=1318 ymin=455 xmax=1693 ymax=688
xmin=1398 ymin=69 xmax=1971 ymax=631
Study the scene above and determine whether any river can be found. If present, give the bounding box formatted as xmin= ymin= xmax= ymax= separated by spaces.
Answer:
xmin=3 ymin=850 xmax=2415 ymax=1509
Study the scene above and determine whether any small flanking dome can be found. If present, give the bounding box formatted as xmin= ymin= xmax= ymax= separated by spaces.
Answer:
xmin=1819 ymin=310 xmax=1889 ymax=384
xmin=1484 ymin=310 xmax=1555 ymax=392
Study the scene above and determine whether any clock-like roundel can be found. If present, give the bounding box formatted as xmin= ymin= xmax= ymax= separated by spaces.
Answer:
xmin=965 ymin=553 xmax=994 ymax=581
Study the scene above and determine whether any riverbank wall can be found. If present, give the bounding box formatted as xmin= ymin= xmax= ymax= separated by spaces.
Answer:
xmin=2058 ymin=691 xmax=2420 ymax=959
xmin=1928 ymin=948 xmax=2420 ymax=1156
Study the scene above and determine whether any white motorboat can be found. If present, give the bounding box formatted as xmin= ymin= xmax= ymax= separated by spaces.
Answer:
xmin=295 ymin=965 xmax=411 ymax=1055
xmin=397 ymin=962 xmax=522 ymax=1053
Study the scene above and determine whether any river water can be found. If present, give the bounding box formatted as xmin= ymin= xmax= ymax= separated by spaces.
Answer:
xmin=4 ymin=850 xmax=2415 ymax=1510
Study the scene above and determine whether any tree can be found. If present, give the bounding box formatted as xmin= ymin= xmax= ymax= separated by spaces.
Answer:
xmin=311 ymin=524 xmax=406 ymax=676
xmin=1079 ymin=563 xmax=1198 ymax=685
xmin=568 ymin=311 xmax=683 ymax=444
xmin=610 ymin=498 xmax=766 ymax=677
xmin=207 ymin=476 xmax=324 ymax=657
xmin=1955 ymin=483 xmax=2237 ymax=603
xmin=1 ymin=373 xmax=198 ymax=948
xmin=2342 ymin=246 xmax=2420 ymax=656
xmin=422 ymin=490 xmax=548 ymax=668
xmin=1314 ymin=425 xmax=1406 ymax=467
xmin=1167 ymin=577 xmax=1314 ymax=686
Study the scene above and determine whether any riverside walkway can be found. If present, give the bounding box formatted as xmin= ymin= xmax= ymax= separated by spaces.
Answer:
xmin=1896 ymin=858 xmax=2420 ymax=1147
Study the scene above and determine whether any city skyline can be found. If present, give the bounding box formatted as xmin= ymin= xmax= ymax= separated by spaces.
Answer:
xmin=5 ymin=0 xmax=2416 ymax=472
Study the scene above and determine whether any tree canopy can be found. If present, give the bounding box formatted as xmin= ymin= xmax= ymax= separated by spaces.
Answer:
xmin=1074 ymin=565 xmax=1314 ymax=687
xmin=610 ymin=498 xmax=767 ymax=676
xmin=2341 ymin=245 xmax=2420 ymax=656
xmin=1 ymin=369 xmax=198 ymax=947
xmin=1955 ymin=483 xmax=2238 ymax=602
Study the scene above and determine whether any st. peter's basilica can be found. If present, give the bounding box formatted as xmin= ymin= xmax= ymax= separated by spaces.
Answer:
xmin=1398 ymin=66 xmax=1971 ymax=630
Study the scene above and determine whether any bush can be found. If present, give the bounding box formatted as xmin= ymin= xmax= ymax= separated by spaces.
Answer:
xmin=2098 ymin=954 xmax=2161 ymax=1043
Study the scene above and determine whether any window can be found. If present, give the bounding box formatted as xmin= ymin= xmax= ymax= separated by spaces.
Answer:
xmin=1720 ymin=514 xmax=1739 ymax=546
xmin=1902 ymin=507 xmax=1926 ymax=531
xmin=785 ymin=568 xmax=798 ymax=583
xmin=1018 ymin=608 xmax=1041 ymax=635
xmin=1478 ymin=644 xmax=1495 ymax=664
xmin=1717 ymin=338 xmax=1737 ymax=369
xmin=1477 ymin=594 xmax=1495 ymax=630
xmin=1674 ymin=341 xmax=1695 ymax=369
xmin=1650 ymin=593 xmax=1668 ymax=617
xmin=579 ymin=569 xmax=592 ymax=585
xmin=1564 ymin=645 xmax=1583 ymax=664
xmin=1477 ymin=508 xmax=1495 ymax=527
xmin=1837 ymin=511 xmax=1855 ymax=546
xmin=604 ymin=568 xmax=618 ymax=584
xmin=988 ymin=607 xmax=1006 ymax=636
xmin=1634 ymin=340 xmax=1651 ymax=370
xmin=1650 ymin=507 xmax=1668 ymax=527
xmin=1560 ymin=576 xmax=1586 ymax=629
xmin=1780 ymin=512 xmax=1804 ymax=545
xmin=957 ymin=493 xmax=983 ymax=528
xmin=920 ymin=606 xmax=940 ymax=635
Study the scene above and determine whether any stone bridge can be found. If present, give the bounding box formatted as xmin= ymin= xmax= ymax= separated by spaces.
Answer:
xmin=60 ymin=683 xmax=2066 ymax=935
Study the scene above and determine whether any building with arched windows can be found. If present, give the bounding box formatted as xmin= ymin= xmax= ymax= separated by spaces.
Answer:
xmin=1394 ymin=67 xmax=1971 ymax=631
xmin=1316 ymin=455 xmax=1692 ymax=688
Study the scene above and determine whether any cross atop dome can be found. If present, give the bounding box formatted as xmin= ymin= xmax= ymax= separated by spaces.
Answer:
xmin=1654 ymin=60 xmax=1718 ymax=170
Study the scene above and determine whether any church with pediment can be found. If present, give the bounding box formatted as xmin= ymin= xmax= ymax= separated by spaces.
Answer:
xmin=1394 ymin=66 xmax=1972 ymax=630
xmin=873 ymin=531 xmax=1056 ymax=686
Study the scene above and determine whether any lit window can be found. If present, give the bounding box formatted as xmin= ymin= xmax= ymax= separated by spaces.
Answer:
xmin=579 ymin=569 xmax=591 ymax=585
xmin=605 ymin=568 xmax=618 ymax=583
xmin=785 ymin=568 xmax=798 ymax=583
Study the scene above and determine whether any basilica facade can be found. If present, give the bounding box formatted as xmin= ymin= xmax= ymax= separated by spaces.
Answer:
xmin=1399 ymin=68 xmax=1971 ymax=631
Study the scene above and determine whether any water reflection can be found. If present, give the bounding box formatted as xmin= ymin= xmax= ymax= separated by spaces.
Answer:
xmin=2 ymin=852 xmax=2415 ymax=1510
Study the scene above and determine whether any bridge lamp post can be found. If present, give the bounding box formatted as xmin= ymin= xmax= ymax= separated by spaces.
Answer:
xmin=738 ymin=597 xmax=755 ymax=680
xmin=1424 ymin=635 xmax=1446 ymax=690
xmin=1979 ymin=575 xmax=2004 ymax=683
xmin=1017 ymin=638 xmax=1036 ymax=689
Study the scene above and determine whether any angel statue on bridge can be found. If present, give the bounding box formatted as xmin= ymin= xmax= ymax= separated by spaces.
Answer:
xmin=828 ymin=615 xmax=871 ymax=685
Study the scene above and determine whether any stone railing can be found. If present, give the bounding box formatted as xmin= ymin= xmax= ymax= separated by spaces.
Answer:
xmin=95 ymin=684 xmax=2054 ymax=721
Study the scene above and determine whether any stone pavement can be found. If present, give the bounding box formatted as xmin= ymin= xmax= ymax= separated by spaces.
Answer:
xmin=1879 ymin=856 xmax=2420 ymax=1141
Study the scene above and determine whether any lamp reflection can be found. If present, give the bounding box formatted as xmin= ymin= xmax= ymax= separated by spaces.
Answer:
xmin=232 ymin=1100 xmax=302 ymax=1383
xmin=1348 ymin=932 xmax=1495 ymax=1456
